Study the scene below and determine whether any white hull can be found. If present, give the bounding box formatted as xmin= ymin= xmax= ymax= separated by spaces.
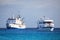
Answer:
xmin=9 ymin=24 xmax=26 ymax=29
xmin=38 ymin=27 xmax=54 ymax=31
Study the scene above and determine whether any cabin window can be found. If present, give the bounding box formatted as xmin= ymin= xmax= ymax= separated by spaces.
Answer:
xmin=39 ymin=22 xmax=43 ymax=24
xmin=44 ymin=22 xmax=52 ymax=24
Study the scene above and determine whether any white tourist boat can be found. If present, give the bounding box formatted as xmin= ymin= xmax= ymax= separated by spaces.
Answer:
xmin=37 ymin=16 xmax=54 ymax=31
xmin=6 ymin=15 xmax=26 ymax=29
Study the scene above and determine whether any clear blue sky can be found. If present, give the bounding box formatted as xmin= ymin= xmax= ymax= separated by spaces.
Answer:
xmin=0 ymin=0 xmax=60 ymax=28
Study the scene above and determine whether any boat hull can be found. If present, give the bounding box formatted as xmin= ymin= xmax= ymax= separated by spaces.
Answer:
xmin=37 ymin=27 xmax=54 ymax=31
xmin=6 ymin=23 xmax=26 ymax=29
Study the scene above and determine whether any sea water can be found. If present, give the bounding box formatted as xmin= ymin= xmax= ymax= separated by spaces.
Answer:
xmin=0 ymin=28 xmax=60 ymax=40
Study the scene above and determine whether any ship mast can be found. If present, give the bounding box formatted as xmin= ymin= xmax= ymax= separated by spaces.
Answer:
xmin=43 ymin=16 xmax=45 ymax=20
xmin=12 ymin=15 xmax=14 ymax=19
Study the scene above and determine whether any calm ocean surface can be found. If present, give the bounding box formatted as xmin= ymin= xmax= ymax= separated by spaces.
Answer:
xmin=0 ymin=28 xmax=60 ymax=40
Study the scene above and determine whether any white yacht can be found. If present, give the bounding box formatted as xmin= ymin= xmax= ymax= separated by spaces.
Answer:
xmin=6 ymin=15 xmax=26 ymax=29
xmin=37 ymin=16 xmax=54 ymax=31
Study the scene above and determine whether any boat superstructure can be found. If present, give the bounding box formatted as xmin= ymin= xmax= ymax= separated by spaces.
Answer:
xmin=37 ymin=16 xmax=54 ymax=31
xmin=6 ymin=15 xmax=26 ymax=29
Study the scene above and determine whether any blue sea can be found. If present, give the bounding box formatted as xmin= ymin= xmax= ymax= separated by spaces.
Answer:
xmin=0 ymin=28 xmax=60 ymax=40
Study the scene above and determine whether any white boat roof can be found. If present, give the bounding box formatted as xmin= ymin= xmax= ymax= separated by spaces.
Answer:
xmin=44 ymin=20 xmax=54 ymax=22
